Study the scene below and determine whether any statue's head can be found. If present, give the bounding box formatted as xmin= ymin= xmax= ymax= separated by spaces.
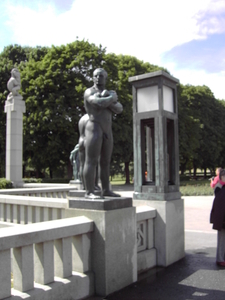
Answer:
xmin=93 ymin=68 xmax=107 ymax=86
xmin=11 ymin=68 xmax=20 ymax=79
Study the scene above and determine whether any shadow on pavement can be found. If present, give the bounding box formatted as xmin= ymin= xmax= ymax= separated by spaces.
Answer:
xmin=104 ymin=247 xmax=225 ymax=300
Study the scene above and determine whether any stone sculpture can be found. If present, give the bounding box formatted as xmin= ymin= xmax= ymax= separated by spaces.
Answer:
xmin=69 ymin=144 xmax=80 ymax=181
xmin=79 ymin=68 xmax=123 ymax=199
xmin=7 ymin=68 xmax=22 ymax=101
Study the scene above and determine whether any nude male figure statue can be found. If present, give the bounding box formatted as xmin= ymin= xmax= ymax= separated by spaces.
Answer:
xmin=80 ymin=68 xmax=123 ymax=199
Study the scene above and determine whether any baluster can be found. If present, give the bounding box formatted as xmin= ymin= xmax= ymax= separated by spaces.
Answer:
xmin=0 ymin=203 xmax=5 ymax=221
xmin=13 ymin=245 xmax=34 ymax=292
xmin=35 ymin=207 xmax=41 ymax=223
xmin=34 ymin=241 xmax=54 ymax=285
xmin=43 ymin=208 xmax=50 ymax=221
xmin=52 ymin=208 xmax=58 ymax=220
xmin=54 ymin=237 xmax=72 ymax=278
xmin=6 ymin=204 xmax=12 ymax=223
xmin=19 ymin=206 xmax=26 ymax=224
xmin=61 ymin=209 xmax=65 ymax=219
xmin=27 ymin=206 xmax=33 ymax=224
xmin=72 ymin=233 xmax=91 ymax=273
xmin=12 ymin=204 xmax=18 ymax=223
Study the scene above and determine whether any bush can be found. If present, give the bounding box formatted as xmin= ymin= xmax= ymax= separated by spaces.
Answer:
xmin=180 ymin=175 xmax=190 ymax=182
xmin=42 ymin=178 xmax=70 ymax=184
xmin=0 ymin=178 xmax=13 ymax=189
xmin=23 ymin=178 xmax=42 ymax=183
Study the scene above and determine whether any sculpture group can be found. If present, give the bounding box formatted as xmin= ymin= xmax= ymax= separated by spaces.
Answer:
xmin=77 ymin=68 xmax=123 ymax=199
xmin=7 ymin=67 xmax=122 ymax=198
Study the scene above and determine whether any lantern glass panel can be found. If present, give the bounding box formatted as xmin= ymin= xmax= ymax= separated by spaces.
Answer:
xmin=163 ymin=85 xmax=174 ymax=113
xmin=137 ymin=86 xmax=158 ymax=112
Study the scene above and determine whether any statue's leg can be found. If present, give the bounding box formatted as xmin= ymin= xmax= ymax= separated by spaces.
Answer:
xmin=79 ymin=150 xmax=85 ymax=189
xmin=95 ymin=164 xmax=101 ymax=190
xmin=84 ymin=121 xmax=102 ymax=198
xmin=100 ymin=132 xmax=120 ymax=197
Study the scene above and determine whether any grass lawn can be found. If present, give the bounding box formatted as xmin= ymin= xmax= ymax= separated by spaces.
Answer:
xmin=111 ymin=178 xmax=214 ymax=196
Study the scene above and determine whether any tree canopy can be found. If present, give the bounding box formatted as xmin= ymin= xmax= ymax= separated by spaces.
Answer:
xmin=1 ymin=41 xmax=225 ymax=180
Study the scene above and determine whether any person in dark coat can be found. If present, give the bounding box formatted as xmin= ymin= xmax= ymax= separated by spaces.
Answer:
xmin=210 ymin=169 xmax=225 ymax=266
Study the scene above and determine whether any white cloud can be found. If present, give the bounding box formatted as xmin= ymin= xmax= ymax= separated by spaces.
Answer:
xmin=168 ymin=64 xmax=225 ymax=100
xmin=2 ymin=0 xmax=225 ymax=99
xmin=4 ymin=0 xmax=225 ymax=60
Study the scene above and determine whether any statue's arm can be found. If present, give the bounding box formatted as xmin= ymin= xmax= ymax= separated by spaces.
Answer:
xmin=84 ymin=89 xmax=117 ymax=108
xmin=69 ymin=153 xmax=74 ymax=164
xmin=108 ymin=102 xmax=123 ymax=114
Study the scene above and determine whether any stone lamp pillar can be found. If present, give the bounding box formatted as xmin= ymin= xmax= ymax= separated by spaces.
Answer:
xmin=129 ymin=70 xmax=184 ymax=267
xmin=4 ymin=68 xmax=26 ymax=187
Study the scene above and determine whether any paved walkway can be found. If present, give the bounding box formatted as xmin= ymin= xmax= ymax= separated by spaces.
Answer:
xmin=89 ymin=192 xmax=225 ymax=300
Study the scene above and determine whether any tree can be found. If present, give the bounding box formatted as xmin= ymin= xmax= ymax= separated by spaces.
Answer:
xmin=178 ymin=84 xmax=225 ymax=176
xmin=21 ymin=40 xmax=106 ymax=178
xmin=178 ymin=84 xmax=201 ymax=174
xmin=104 ymin=53 xmax=167 ymax=183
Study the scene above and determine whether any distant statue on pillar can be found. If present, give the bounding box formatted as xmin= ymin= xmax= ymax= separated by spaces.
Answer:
xmin=70 ymin=144 xmax=80 ymax=181
xmin=78 ymin=68 xmax=123 ymax=199
xmin=5 ymin=68 xmax=25 ymax=187
xmin=7 ymin=68 xmax=23 ymax=101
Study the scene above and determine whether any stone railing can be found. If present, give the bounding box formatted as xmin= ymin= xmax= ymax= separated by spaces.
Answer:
xmin=0 ymin=194 xmax=67 ymax=224
xmin=0 ymin=216 xmax=94 ymax=300
xmin=136 ymin=206 xmax=157 ymax=273
xmin=0 ymin=190 xmax=157 ymax=298
xmin=0 ymin=186 xmax=78 ymax=199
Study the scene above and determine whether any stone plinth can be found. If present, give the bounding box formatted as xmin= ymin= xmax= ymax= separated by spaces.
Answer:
xmin=66 ymin=196 xmax=137 ymax=297
xmin=69 ymin=196 xmax=132 ymax=210
xmin=4 ymin=98 xmax=25 ymax=187
xmin=133 ymin=198 xmax=185 ymax=267
xmin=69 ymin=180 xmax=83 ymax=190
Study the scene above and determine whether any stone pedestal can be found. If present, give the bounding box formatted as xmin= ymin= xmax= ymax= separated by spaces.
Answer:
xmin=69 ymin=180 xmax=83 ymax=190
xmin=133 ymin=198 xmax=184 ymax=267
xmin=4 ymin=98 xmax=26 ymax=187
xmin=66 ymin=197 xmax=137 ymax=297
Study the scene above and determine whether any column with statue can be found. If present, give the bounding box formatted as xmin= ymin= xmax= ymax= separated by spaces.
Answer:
xmin=4 ymin=68 xmax=26 ymax=187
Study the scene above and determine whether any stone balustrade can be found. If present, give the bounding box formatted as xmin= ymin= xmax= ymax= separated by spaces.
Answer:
xmin=136 ymin=206 xmax=157 ymax=273
xmin=0 ymin=195 xmax=68 ymax=224
xmin=0 ymin=186 xmax=78 ymax=198
xmin=0 ymin=190 xmax=157 ymax=299
xmin=0 ymin=216 xmax=94 ymax=300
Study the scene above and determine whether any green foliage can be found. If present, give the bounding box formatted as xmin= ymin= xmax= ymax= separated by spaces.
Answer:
xmin=178 ymin=84 xmax=225 ymax=175
xmin=180 ymin=183 xmax=213 ymax=196
xmin=42 ymin=178 xmax=70 ymax=183
xmin=0 ymin=178 xmax=13 ymax=189
xmin=23 ymin=178 xmax=42 ymax=183
xmin=21 ymin=41 xmax=106 ymax=178
xmin=0 ymin=44 xmax=49 ymax=177
xmin=1 ymin=41 xmax=225 ymax=180
xmin=104 ymin=53 xmax=167 ymax=183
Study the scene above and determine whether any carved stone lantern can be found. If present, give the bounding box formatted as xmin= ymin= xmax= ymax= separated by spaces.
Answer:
xmin=129 ymin=70 xmax=181 ymax=200
xmin=129 ymin=70 xmax=184 ymax=267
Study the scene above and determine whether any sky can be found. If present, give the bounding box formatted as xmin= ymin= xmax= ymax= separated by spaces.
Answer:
xmin=0 ymin=0 xmax=225 ymax=99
